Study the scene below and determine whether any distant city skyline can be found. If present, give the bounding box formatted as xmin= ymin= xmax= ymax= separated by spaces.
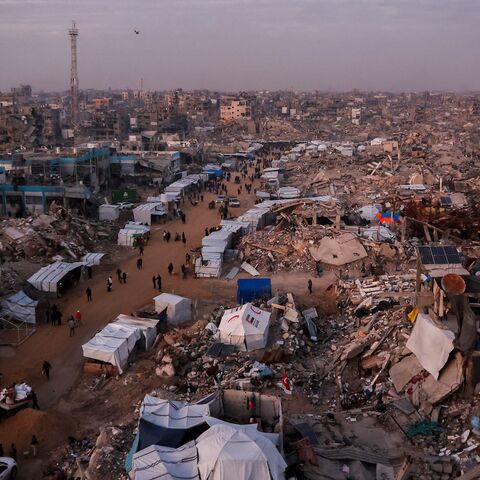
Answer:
xmin=1 ymin=0 xmax=480 ymax=93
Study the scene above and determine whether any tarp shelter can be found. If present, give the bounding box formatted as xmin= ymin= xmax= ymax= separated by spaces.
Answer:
xmin=113 ymin=314 xmax=159 ymax=351
xmin=406 ymin=313 xmax=455 ymax=380
xmin=132 ymin=442 xmax=199 ymax=480
xmin=196 ymin=424 xmax=286 ymax=480
xmin=0 ymin=291 xmax=38 ymax=324
xmin=82 ymin=323 xmax=142 ymax=374
xmin=153 ymin=293 xmax=192 ymax=326
xmin=117 ymin=223 xmax=150 ymax=247
xmin=27 ymin=261 xmax=86 ymax=293
xmin=237 ymin=278 xmax=272 ymax=303
xmin=81 ymin=252 xmax=105 ymax=266
xmin=138 ymin=395 xmax=210 ymax=449
xmin=218 ymin=303 xmax=270 ymax=351
xmin=309 ymin=233 xmax=368 ymax=266
xmin=133 ymin=203 xmax=167 ymax=225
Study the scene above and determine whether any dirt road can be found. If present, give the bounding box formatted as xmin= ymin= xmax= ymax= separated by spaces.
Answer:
xmin=1 ymin=176 xmax=259 ymax=409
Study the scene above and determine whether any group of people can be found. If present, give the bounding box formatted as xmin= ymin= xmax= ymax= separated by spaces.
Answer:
xmin=0 ymin=435 xmax=39 ymax=460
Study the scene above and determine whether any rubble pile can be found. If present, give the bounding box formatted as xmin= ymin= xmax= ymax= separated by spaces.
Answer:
xmin=0 ymin=205 xmax=116 ymax=291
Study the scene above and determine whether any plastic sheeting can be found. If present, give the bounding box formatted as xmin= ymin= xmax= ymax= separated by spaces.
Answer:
xmin=0 ymin=290 xmax=38 ymax=324
xmin=196 ymin=424 xmax=286 ymax=480
xmin=27 ymin=261 xmax=86 ymax=293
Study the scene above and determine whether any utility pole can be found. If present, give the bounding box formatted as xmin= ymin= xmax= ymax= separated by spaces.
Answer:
xmin=69 ymin=21 xmax=79 ymax=130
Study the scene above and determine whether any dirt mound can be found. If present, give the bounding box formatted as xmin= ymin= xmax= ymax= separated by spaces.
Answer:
xmin=0 ymin=408 xmax=77 ymax=453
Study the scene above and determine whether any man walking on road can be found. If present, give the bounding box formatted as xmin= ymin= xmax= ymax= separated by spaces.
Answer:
xmin=152 ymin=276 xmax=157 ymax=289
xmin=308 ymin=279 xmax=313 ymax=294
xmin=122 ymin=271 xmax=127 ymax=283
xmin=168 ymin=262 xmax=174 ymax=275
xmin=68 ymin=316 xmax=75 ymax=336
xmin=42 ymin=361 xmax=52 ymax=380
xmin=137 ymin=258 xmax=143 ymax=270
xmin=156 ymin=274 xmax=162 ymax=291
xmin=139 ymin=245 xmax=144 ymax=256
xmin=107 ymin=276 xmax=113 ymax=292
xmin=182 ymin=232 xmax=186 ymax=246
xmin=181 ymin=264 xmax=186 ymax=278
xmin=86 ymin=287 xmax=92 ymax=302
xmin=116 ymin=268 xmax=122 ymax=283
xmin=74 ymin=310 xmax=82 ymax=326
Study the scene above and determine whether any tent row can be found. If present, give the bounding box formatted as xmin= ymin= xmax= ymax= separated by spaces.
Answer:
xmin=164 ymin=174 xmax=202 ymax=198
xmin=132 ymin=203 xmax=167 ymax=226
xmin=82 ymin=314 xmax=160 ymax=374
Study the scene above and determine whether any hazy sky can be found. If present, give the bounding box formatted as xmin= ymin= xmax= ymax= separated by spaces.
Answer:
xmin=0 ymin=0 xmax=479 ymax=93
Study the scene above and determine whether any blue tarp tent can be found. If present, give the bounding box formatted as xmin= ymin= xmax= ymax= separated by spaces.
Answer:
xmin=237 ymin=278 xmax=272 ymax=304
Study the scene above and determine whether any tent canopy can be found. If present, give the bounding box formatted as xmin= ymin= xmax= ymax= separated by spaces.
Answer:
xmin=140 ymin=395 xmax=210 ymax=429
xmin=113 ymin=314 xmax=159 ymax=351
xmin=218 ymin=303 xmax=270 ymax=351
xmin=132 ymin=441 xmax=199 ymax=480
xmin=0 ymin=290 xmax=38 ymax=324
xmin=82 ymin=322 xmax=141 ymax=373
xmin=81 ymin=252 xmax=105 ymax=266
xmin=153 ymin=293 xmax=192 ymax=326
xmin=27 ymin=261 xmax=86 ymax=293
xmin=196 ymin=424 xmax=286 ymax=480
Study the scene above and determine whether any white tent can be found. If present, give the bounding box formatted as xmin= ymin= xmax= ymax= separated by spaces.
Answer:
xmin=133 ymin=203 xmax=167 ymax=225
xmin=0 ymin=290 xmax=38 ymax=324
xmin=153 ymin=293 xmax=192 ymax=326
xmin=196 ymin=424 xmax=286 ymax=480
xmin=27 ymin=261 xmax=86 ymax=293
xmin=132 ymin=442 xmax=199 ymax=480
xmin=218 ymin=303 xmax=270 ymax=351
xmin=117 ymin=223 xmax=150 ymax=247
xmin=82 ymin=323 xmax=141 ymax=373
xmin=81 ymin=252 xmax=105 ymax=266
xmin=113 ymin=314 xmax=159 ymax=350
xmin=82 ymin=335 xmax=129 ymax=374
xmin=140 ymin=395 xmax=210 ymax=428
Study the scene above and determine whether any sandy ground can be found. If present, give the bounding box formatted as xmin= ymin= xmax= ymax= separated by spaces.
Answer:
xmin=0 ymin=167 xmax=333 ymax=478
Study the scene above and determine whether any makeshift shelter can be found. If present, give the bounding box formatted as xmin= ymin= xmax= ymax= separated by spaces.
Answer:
xmin=131 ymin=442 xmax=199 ymax=480
xmin=218 ymin=303 xmax=270 ymax=351
xmin=27 ymin=261 xmax=86 ymax=293
xmin=117 ymin=223 xmax=150 ymax=247
xmin=0 ymin=290 xmax=39 ymax=324
xmin=81 ymin=252 xmax=105 ymax=266
xmin=153 ymin=293 xmax=192 ymax=326
xmin=133 ymin=203 xmax=167 ymax=225
xmin=196 ymin=424 xmax=286 ymax=480
xmin=82 ymin=323 xmax=142 ymax=374
xmin=138 ymin=395 xmax=210 ymax=449
xmin=237 ymin=278 xmax=272 ymax=303
xmin=309 ymin=233 xmax=368 ymax=266
xmin=113 ymin=314 xmax=159 ymax=351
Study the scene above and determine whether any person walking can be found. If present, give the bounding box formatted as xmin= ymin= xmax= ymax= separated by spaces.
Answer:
xmin=156 ymin=274 xmax=162 ymax=291
xmin=50 ymin=304 xmax=58 ymax=326
xmin=165 ymin=231 xmax=171 ymax=243
xmin=168 ymin=262 xmax=174 ymax=276
xmin=181 ymin=264 xmax=186 ymax=279
xmin=30 ymin=435 xmax=39 ymax=457
xmin=182 ymin=232 xmax=186 ymax=246
xmin=122 ymin=271 xmax=127 ymax=283
xmin=205 ymin=227 xmax=209 ymax=237
xmin=31 ymin=390 xmax=39 ymax=410
xmin=116 ymin=268 xmax=122 ymax=283
xmin=185 ymin=252 xmax=191 ymax=265
xmin=55 ymin=309 xmax=63 ymax=326
xmin=10 ymin=444 xmax=16 ymax=461
xmin=107 ymin=276 xmax=113 ymax=292
xmin=42 ymin=361 xmax=52 ymax=380
xmin=86 ymin=287 xmax=92 ymax=302
xmin=152 ymin=276 xmax=157 ymax=289
xmin=87 ymin=265 xmax=93 ymax=279
xmin=74 ymin=310 xmax=82 ymax=326
xmin=139 ymin=245 xmax=144 ymax=256
xmin=137 ymin=258 xmax=143 ymax=270
xmin=68 ymin=316 xmax=75 ymax=336
xmin=308 ymin=279 xmax=313 ymax=294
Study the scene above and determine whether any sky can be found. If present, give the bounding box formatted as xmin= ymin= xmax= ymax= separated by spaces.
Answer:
xmin=0 ymin=0 xmax=479 ymax=93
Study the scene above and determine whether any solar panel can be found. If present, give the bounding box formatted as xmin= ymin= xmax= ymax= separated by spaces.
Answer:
xmin=440 ymin=196 xmax=453 ymax=206
xmin=418 ymin=246 xmax=461 ymax=265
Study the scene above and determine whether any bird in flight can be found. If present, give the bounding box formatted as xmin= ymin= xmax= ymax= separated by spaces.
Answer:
xmin=134 ymin=30 xmax=140 ymax=34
